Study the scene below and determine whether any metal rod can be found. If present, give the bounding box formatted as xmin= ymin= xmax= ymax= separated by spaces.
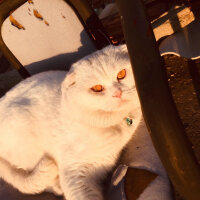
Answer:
xmin=116 ymin=0 xmax=200 ymax=199
xmin=69 ymin=0 xmax=93 ymax=21
xmin=69 ymin=0 xmax=111 ymax=49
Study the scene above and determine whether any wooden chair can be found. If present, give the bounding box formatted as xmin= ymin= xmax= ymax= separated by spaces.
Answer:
xmin=0 ymin=0 xmax=110 ymax=78
xmin=159 ymin=19 xmax=200 ymax=59
xmin=116 ymin=0 xmax=200 ymax=199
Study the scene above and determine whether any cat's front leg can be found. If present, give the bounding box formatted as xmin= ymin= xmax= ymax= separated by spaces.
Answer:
xmin=59 ymin=164 xmax=104 ymax=200
xmin=0 ymin=155 xmax=62 ymax=195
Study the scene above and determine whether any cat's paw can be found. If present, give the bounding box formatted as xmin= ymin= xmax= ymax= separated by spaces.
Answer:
xmin=36 ymin=156 xmax=62 ymax=194
xmin=47 ymin=176 xmax=63 ymax=196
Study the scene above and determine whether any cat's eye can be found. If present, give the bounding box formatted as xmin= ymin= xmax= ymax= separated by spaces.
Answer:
xmin=91 ymin=85 xmax=104 ymax=92
xmin=117 ymin=69 xmax=126 ymax=80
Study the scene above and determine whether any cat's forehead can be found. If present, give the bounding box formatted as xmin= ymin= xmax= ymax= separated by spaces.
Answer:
xmin=74 ymin=46 xmax=131 ymax=80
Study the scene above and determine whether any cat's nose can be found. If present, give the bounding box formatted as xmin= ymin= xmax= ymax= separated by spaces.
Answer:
xmin=112 ymin=89 xmax=122 ymax=98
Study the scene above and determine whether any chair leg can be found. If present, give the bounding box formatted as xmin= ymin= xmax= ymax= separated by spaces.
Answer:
xmin=17 ymin=67 xmax=31 ymax=79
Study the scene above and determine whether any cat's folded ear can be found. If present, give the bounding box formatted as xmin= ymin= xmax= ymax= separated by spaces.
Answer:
xmin=62 ymin=70 xmax=76 ymax=90
xmin=119 ymin=44 xmax=128 ymax=52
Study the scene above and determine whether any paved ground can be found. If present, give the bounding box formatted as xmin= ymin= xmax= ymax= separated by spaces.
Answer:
xmin=164 ymin=55 xmax=200 ymax=200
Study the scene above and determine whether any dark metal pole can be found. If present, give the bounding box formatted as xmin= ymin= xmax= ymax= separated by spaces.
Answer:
xmin=70 ymin=0 xmax=111 ymax=49
xmin=115 ymin=0 xmax=200 ymax=199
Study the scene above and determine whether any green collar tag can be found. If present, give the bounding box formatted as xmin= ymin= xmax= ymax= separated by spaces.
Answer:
xmin=125 ymin=117 xmax=133 ymax=126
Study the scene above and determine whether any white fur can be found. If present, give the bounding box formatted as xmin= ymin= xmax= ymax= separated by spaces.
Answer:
xmin=0 ymin=45 xmax=167 ymax=199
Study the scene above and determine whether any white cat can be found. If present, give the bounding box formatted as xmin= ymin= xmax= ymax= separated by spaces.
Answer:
xmin=0 ymin=45 xmax=165 ymax=200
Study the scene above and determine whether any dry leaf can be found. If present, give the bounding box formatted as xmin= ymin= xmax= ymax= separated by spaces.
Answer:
xmin=44 ymin=20 xmax=49 ymax=26
xmin=9 ymin=15 xmax=25 ymax=30
xmin=33 ymin=9 xmax=43 ymax=20
xmin=111 ymin=39 xmax=118 ymax=44
xmin=28 ymin=0 xmax=33 ymax=4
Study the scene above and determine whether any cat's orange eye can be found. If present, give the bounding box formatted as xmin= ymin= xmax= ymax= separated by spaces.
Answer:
xmin=117 ymin=69 xmax=126 ymax=80
xmin=91 ymin=85 xmax=104 ymax=92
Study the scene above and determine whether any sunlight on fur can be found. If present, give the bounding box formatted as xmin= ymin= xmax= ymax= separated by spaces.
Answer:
xmin=0 ymin=45 xmax=170 ymax=200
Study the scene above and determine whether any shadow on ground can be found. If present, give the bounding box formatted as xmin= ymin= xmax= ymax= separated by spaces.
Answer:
xmin=0 ymin=179 xmax=62 ymax=200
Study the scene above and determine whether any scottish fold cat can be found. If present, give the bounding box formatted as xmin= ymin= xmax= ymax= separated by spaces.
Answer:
xmin=0 ymin=45 xmax=165 ymax=200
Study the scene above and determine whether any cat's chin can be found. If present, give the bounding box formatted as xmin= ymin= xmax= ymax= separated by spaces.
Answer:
xmin=62 ymin=94 xmax=139 ymax=128
xmin=88 ymin=100 xmax=140 ymax=128
xmin=100 ymin=102 xmax=129 ymax=112
xmin=62 ymin=101 xmax=130 ymax=128
xmin=82 ymin=106 xmax=134 ymax=128
xmin=86 ymin=109 xmax=130 ymax=128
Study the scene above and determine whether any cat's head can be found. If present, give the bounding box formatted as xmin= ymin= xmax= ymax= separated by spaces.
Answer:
xmin=62 ymin=45 xmax=141 ymax=126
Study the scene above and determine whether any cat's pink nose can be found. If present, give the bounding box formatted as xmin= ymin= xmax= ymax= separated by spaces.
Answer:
xmin=112 ymin=89 xmax=122 ymax=98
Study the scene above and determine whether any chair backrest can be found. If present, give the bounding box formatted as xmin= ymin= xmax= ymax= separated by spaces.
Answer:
xmin=0 ymin=0 xmax=110 ymax=77
xmin=159 ymin=19 xmax=200 ymax=60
